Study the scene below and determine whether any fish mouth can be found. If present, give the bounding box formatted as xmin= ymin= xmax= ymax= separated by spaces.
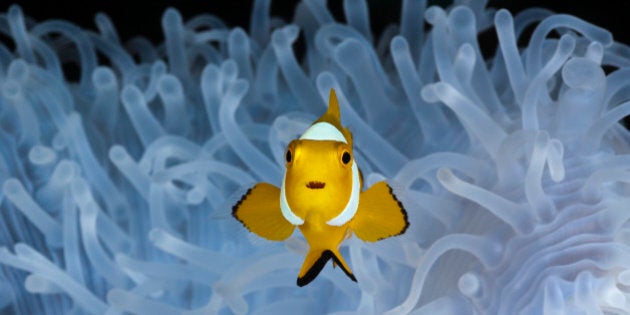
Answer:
xmin=306 ymin=181 xmax=326 ymax=189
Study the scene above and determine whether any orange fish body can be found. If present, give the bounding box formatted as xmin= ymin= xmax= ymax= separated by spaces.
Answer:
xmin=233 ymin=89 xmax=408 ymax=286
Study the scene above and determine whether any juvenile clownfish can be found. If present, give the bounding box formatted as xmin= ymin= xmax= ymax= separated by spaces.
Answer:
xmin=232 ymin=89 xmax=408 ymax=287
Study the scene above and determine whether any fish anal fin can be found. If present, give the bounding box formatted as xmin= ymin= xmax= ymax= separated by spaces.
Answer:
xmin=232 ymin=183 xmax=295 ymax=241
xmin=297 ymin=249 xmax=356 ymax=287
xmin=350 ymin=181 xmax=409 ymax=242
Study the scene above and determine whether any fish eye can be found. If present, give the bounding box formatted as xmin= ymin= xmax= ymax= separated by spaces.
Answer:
xmin=285 ymin=149 xmax=292 ymax=163
xmin=342 ymin=151 xmax=351 ymax=164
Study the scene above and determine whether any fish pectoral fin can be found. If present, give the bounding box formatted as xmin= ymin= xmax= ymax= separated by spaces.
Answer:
xmin=350 ymin=181 xmax=409 ymax=242
xmin=232 ymin=183 xmax=295 ymax=241
xmin=297 ymin=249 xmax=356 ymax=287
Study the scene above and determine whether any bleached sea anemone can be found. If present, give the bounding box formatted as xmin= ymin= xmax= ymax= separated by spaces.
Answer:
xmin=0 ymin=0 xmax=629 ymax=314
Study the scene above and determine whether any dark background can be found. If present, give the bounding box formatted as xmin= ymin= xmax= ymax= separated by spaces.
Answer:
xmin=2 ymin=0 xmax=629 ymax=47
xmin=1 ymin=1 xmax=629 ymax=134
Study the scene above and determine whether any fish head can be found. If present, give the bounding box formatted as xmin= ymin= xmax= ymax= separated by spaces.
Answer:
xmin=283 ymin=139 xmax=354 ymax=214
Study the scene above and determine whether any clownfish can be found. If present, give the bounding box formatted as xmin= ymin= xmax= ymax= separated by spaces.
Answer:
xmin=232 ymin=89 xmax=408 ymax=286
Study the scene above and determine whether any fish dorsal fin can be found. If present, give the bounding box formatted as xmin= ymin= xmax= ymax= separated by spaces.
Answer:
xmin=301 ymin=88 xmax=353 ymax=145
xmin=318 ymin=88 xmax=341 ymax=126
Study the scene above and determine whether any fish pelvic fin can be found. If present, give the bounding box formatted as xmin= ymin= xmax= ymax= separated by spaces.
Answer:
xmin=232 ymin=183 xmax=295 ymax=241
xmin=350 ymin=181 xmax=409 ymax=242
xmin=296 ymin=248 xmax=357 ymax=287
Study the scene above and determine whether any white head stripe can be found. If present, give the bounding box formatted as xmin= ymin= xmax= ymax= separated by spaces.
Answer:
xmin=300 ymin=122 xmax=347 ymax=143
xmin=280 ymin=174 xmax=304 ymax=225
xmin=326 ymin=161 xmax=360 ymax=226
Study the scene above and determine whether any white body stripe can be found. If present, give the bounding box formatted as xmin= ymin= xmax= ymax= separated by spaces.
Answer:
xmin=326 ymin=161 xmax=360 ymax=226
xmin=280 ymin=174 xmax=305 ymax=225
xmin=300 ymin=122 xmax=347 ymax=143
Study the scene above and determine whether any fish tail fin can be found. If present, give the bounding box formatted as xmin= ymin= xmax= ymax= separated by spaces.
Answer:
xmin=297 ymin=248 xmax=357 ymax=287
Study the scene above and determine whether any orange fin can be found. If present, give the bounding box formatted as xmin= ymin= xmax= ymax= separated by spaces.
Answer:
xmin=232 ymin=183 xmax=295 ymax=241
xmin=316 ymin=89 xmax=354 ymax=145
xmin=297 ymin=249 xmax=357 ymax=287
xmin=330 ymin=248 xmax=355 ymax=282
xmin=317 ymin=88 xmax=341 ymax=125
xmin=350 ymin=181 xmax=409 ymax=242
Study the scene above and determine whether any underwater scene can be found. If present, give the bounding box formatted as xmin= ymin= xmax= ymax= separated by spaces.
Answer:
xmin=0 ymin=0 xmax=629 ymax=314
